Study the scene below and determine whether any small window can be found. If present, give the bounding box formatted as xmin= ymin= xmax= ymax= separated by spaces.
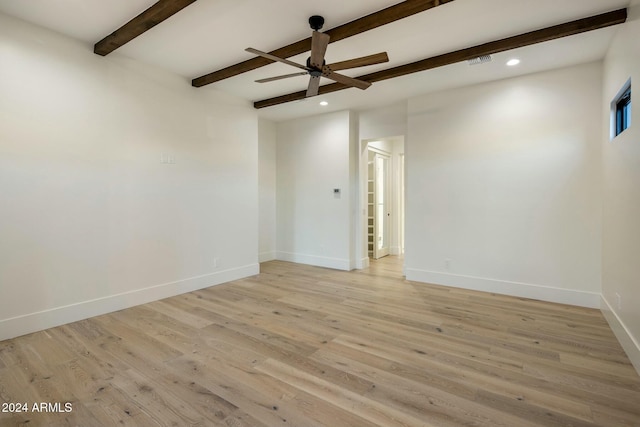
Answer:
xmin=616 ymin=86 xmax=631 ymax=136
xmin=612 ymin=80 xmax=631 ymax=139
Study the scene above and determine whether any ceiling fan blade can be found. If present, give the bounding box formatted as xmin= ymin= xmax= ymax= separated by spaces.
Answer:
xmin=327 ymin=52 xmax=389 ymax=71
xmin=310 ymin=31 xmax=330 ymax=68
xmin=245 ymin=48 xmax=309 ymax=71
xmin=255 ymin=72 xmax=308 ymax=83
xmin=306 ymin=76 xmax=321 ymax=97
xmin=322 ymin=70 xmax=371 ymax=90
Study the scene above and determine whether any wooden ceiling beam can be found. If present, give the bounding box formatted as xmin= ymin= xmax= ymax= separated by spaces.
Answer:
xmin=192 ymin=0 xmax=455 ymax=87
xmin=94 ymin=0 xmax=197 ymax=56
xmin=254 ymin=8 xmax=627 ymax=109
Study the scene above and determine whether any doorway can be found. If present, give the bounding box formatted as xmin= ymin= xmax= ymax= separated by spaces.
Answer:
xmin=362 ymin=137 xmax=405 ymax=266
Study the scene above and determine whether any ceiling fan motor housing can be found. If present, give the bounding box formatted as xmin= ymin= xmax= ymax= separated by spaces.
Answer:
xmin=306 ymin=57 xmax=326 ymax=76
xmin=309 ymin=15 xmax=324 ymax=31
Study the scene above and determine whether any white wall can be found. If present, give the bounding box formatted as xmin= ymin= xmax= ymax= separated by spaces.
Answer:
xmin=358 ymin=102 xmax=407 ymax=142
xmin=276 ymin=111 xmax=356 ymax=270
xmin=348 ymin=112 xmax=359 ymax=270
xmin=406 ymin=62 xmax=603 ymax=308
xmin=0 ymin=13 xmax=259 ymax=341
xmin=258 ymin=119 xmax=277 ymax=262
xmin=601 ymin=0 xmax=640 ymax=372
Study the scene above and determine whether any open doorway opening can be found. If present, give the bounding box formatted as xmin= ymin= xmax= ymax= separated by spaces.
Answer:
xmin=361 ymin=137 xmax=405 ymax=266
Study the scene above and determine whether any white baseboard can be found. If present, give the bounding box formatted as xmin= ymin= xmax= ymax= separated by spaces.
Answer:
xmin=405 ymin=268 xmax=600 ymax=308
xmin=276 ymin=251 xmax=351 ymax=271
xmin=353 ymin=257 xmax=370 ymax=270
xmin=361 ymin=257 xmax=370 ymax=269
xmin=0 ymin=264 xmax=259 ymax=342
xmin=259 ymin=251 xmax=276 ymax=263
xmin=601 ymin=295 xmax=640 ymax=376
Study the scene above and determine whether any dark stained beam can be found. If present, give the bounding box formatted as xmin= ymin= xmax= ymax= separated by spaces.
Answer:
xmin=94 ymin=0 xmax=197 ymax=56
xmin=254 ymin=8 xmax=627 ymax=109
xmin=192 ymin=0 xmax=455 ymax=87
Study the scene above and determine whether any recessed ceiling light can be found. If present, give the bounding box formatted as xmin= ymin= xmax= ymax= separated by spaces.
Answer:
xmin=319 ymin=101 xmax=328 ymax=106
xmin=506 ymin=59 xmax=521 ymax=67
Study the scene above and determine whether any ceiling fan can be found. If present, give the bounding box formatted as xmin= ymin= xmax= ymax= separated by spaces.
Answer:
xmin=246 ymin=15 xmax=389 ymax=97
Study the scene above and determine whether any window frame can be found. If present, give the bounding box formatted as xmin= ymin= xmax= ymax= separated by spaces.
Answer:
xmin=611 ymin=79 xmax=631 ymax=140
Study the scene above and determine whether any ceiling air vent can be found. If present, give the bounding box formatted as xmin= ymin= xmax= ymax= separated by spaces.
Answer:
xmin=467 ymin=55 xmax=492 ymax=65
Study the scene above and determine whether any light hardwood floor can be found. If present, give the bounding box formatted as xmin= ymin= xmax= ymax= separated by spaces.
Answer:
xmin=1 ymin=257 xmax=639 ymax=426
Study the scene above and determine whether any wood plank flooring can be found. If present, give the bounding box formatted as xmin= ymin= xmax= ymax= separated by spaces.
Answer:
xmin=1 ymin=257 xmax=639 ymax=426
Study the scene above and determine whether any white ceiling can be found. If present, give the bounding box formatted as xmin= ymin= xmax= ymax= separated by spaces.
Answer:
xmin=0 ymin=0 xmax=630 ymax=121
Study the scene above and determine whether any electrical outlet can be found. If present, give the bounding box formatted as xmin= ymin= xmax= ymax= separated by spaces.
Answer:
xmin=445 ymin=259 xmax=451 ymax=271
xmin=213 ymin=258 xmax=218 ymax=268
xmin=160 ymin=152 xmax=176 ymax=164
xmin=615 ymin=293 xmax=622 ymax=310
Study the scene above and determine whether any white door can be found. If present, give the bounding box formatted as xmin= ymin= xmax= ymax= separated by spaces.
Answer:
xmin=374 ymin=152 xmax=390 ymax=259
